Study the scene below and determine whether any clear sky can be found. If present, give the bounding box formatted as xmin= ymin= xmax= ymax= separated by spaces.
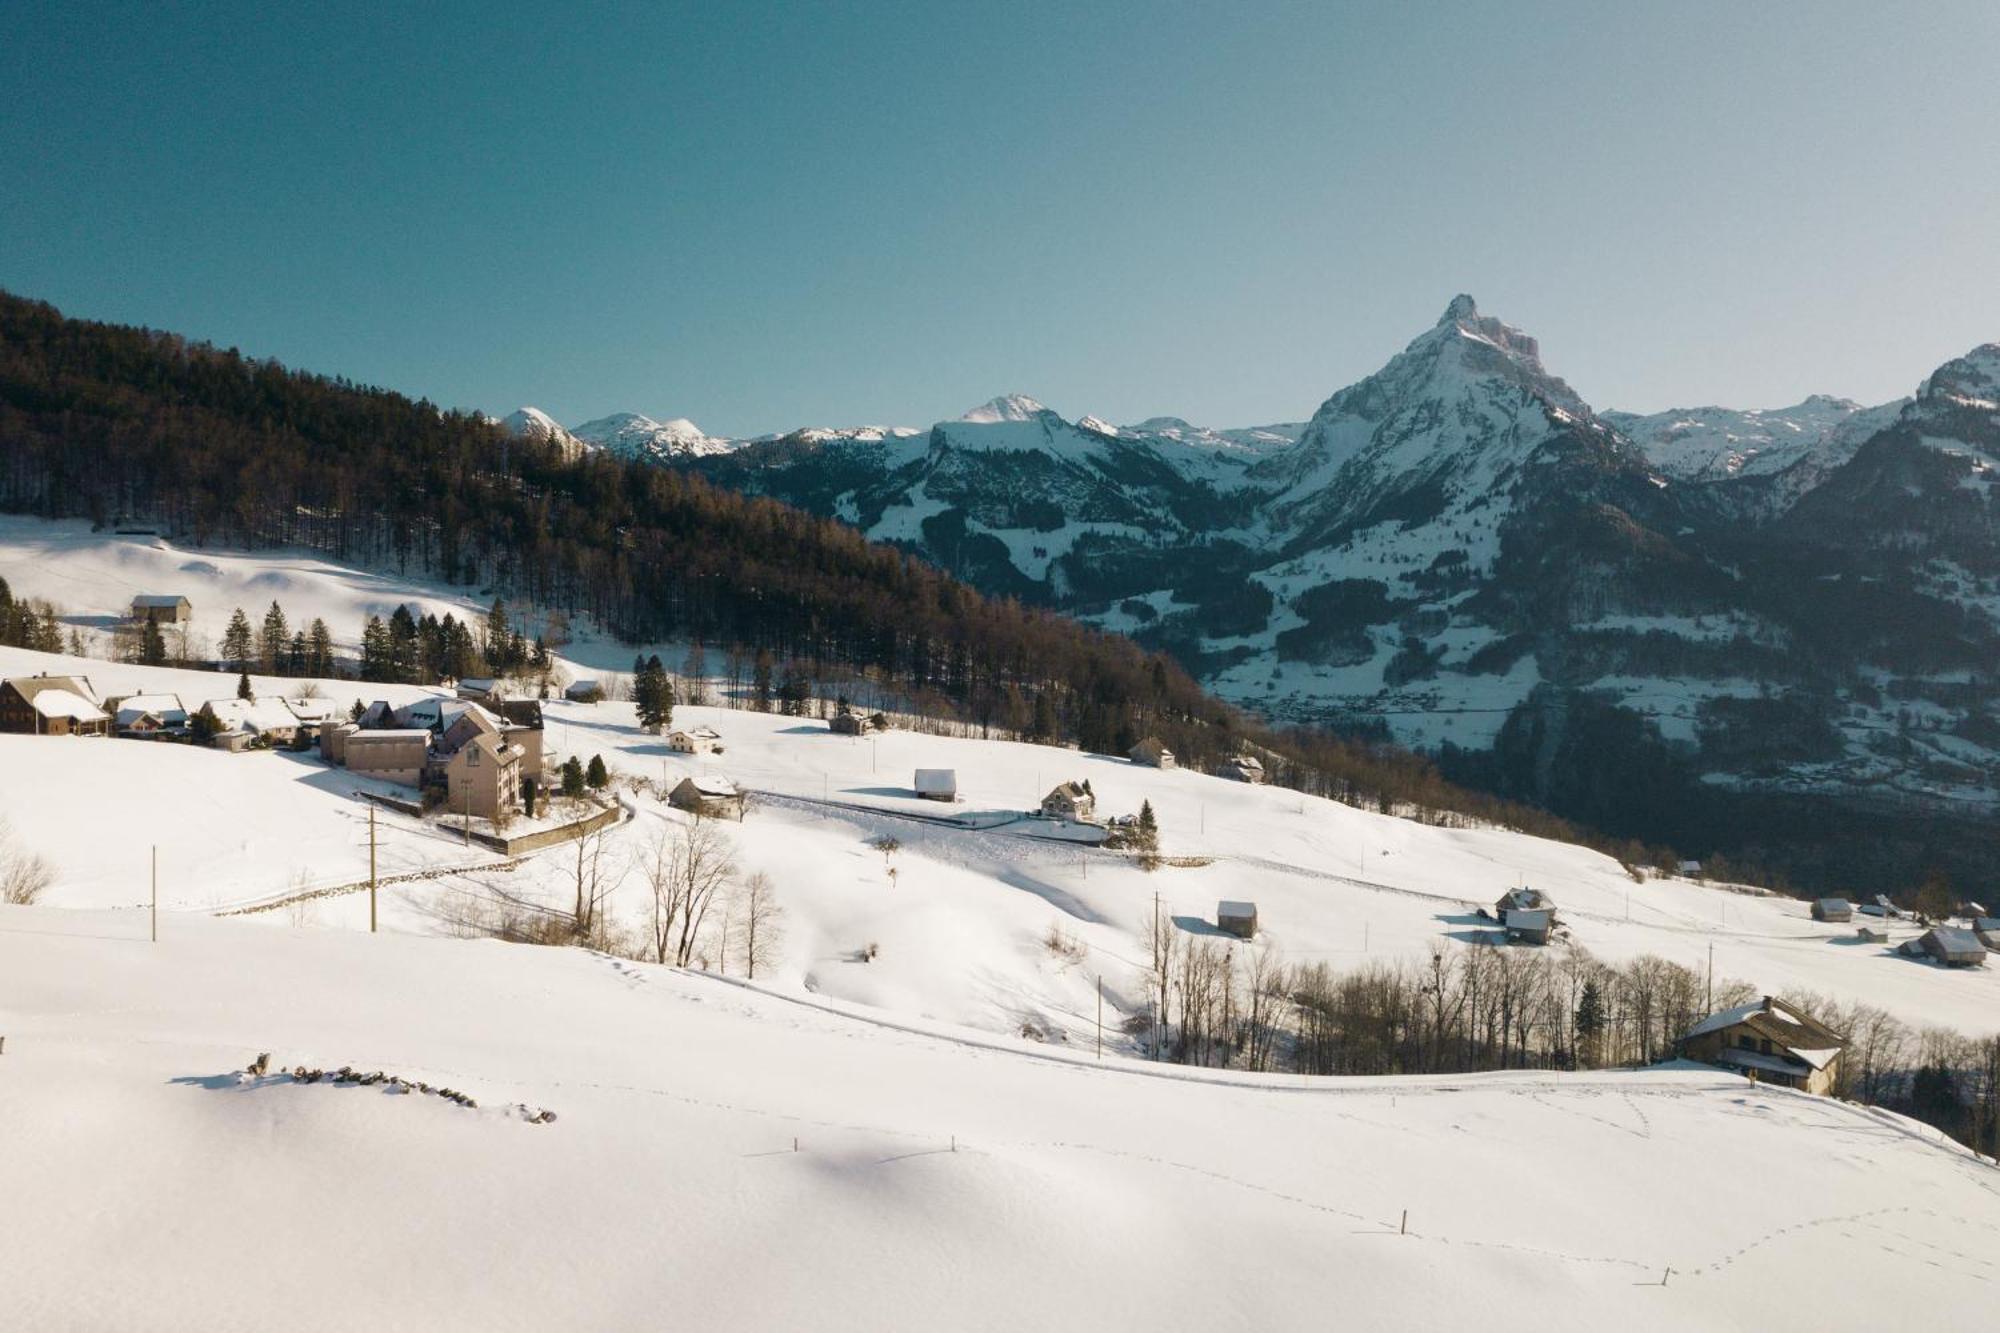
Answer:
xmin=4 ymin=2 xmax=1995 ymax=437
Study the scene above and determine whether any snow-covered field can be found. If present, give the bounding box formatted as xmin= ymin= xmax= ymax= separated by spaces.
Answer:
xmin=3 ymin=908 xmax=1997 ymax=1332
xmin=6 ymin=525 xmax=2000 ymax=1329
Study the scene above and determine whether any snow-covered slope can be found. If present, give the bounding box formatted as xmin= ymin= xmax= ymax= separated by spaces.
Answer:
xmin=5 ymin=898 xmax=1997 ymax=1331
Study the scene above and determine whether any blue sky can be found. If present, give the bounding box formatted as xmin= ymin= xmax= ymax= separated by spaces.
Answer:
xmin=3 ymin=2 xmax=1995 ymax=436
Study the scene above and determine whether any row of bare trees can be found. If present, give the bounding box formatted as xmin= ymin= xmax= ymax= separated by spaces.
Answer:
xmin=1133 ymin=931 xmax=2000 ymax=1154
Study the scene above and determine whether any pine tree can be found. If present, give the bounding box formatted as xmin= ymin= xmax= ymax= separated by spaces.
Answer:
xmin=634 ymin=658 xmax=668 ymax=732
xmin=585 ymin=754 xmax=609 ymax=789
xmin=359 ymin=615 xmax=390 ymax=682
xmin=307 ymin=619 xmax=334 ymax=677
xmin=560 ymin=755 xmax=586 ymax=798
xmin=236 ymin=670 xmax=253 ymax=701
xmin=1136 ymin=798 xmax=1160 ymax=870
xmin=1575 ymin=979 xmax=1607 ymax=1069
xmin=139 ymin=611 xmax=167 ymax=666
xmin=221 ymin=607 xmax=253 ymax=671
xmin=258 ymin=600 xmax=289 ymax=675
xmin=287 ymin=630 xmax=307 ymax=676
xmin=752 ymin=648 xmax=774 ymax=712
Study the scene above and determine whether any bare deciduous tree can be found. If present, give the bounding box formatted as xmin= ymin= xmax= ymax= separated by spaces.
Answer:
xmin=736 ymin=870 xmax=783 ymax=979
xmin=0 ymin=820 xmax=56 ymax=906
xmin=641 ymin=813 xmax=736 ymax=967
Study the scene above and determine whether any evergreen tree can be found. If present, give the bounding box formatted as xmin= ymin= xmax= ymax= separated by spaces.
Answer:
xmin=258 ymin=600 xmax=289 ymax=675
xmin=359 ymin=615 xmax=390 ymax=682
xmin=585 ymin=754 xmax=609 ymax=789
xmin=221 ymin=607 xmax=253 ymax=670
xmin=560 ymin=755 xmax=586 ymax=798
xmin=752 ymin=648 xmax=774 ymax=712
xmin=634 ymin=658 xmax=669 ymax=731
xmin=287 ymin=630 xmax=307 ymax=676
xmin=485 ymin=598 xmax=511 ymax=670
xmin=236 ymin=670 xmax=253 ymax=701
xmin=307 ymin=619 xmax=334 ymax=677
xmin=388 ymin=605 xmax=419 ymax=682
xmin=1136 ymin=798 xmax=1160 ymax=870
xmin=139 ymin=611 xmax=167 ymax=666
xmin=1575 ymin=979 xmax=1607 ymax=1068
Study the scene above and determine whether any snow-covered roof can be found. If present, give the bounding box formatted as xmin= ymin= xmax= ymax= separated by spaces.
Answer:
xmin=687 ymin=775 xmax=739 ymax=798
xmin=346 ymin=728 xmax=431 ymax=741
xmin=1686 ymin=998 xmax=1792 ymax=1040
xmin=114 ymin=693 xmax=186 ymax=725
xmin=31 ymin=688 xmax=108 ymax=722
xmin=286 ymin=697 xmax=337 ymax=722
xmin=913 ymin=769 xmax=956 ymax=793
xmin=131 ymin=593 xmax=188 ymax=607
xmin=1217 ymin=900 xmax=1257 ymax=918
xmin=674 ymin=725 xmax=722 ymax=740
xmin=203 ymin=698 xmax=300 ymax=733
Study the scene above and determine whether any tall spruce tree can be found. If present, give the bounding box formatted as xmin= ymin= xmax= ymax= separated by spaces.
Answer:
xmin=221 ymin=607 xmax=253 ymax=670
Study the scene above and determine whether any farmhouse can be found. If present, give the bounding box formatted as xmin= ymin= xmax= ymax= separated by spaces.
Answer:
xmin=668 ymin=725 xmax=722 ymax=755
xmin=1217 ymin=900 xmax=1258 ymax=939
xmin=1680 ymin=996 xmax=1846 ymax=1095
xmin=129 ymin=594 xmax=191 ymax=624
xmin=454 ymin=677 xmax=506 ymax=702
xmin=443 ymin=732 xmax=525 ymax=821
xmin=829 ymin=706 xmax=886 ymax=735
xmin=669 ymin=775 xmax=746 ymax=821
xmin=1129 ymin=737 xmax=1175 ymax=769
xmin=1494 ymin=887 xmax=1557 ymax=945
xmin=1811 ymin=898 xmax=1853 ymax=923
xmin=1899 ymin=927 xmax=1989 ymax=968
xmin=564 ymin=679 xmax=603 ymax=703
xmin=0 ymin=675 xmax=110 ymax=737
xmin=1221 ymin=755 xmax=1265 ymax=784
xmin=111 ymin=692 xmax=189 ymax=738
xmin=1041 ymin=780 xmax=1096 ymax=821
xmin=914 ymin=769 xmax=957 ymax=802
xmin=199 ymin=697 xmax=304 ymax=745
xmin=1972 ymin=918 xmax=2000 ymax=952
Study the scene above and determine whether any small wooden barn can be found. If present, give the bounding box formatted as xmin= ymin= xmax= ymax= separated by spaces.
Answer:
xmin=1221 ymin=755 xmax=1265 ymax=784
xmin=669 ymin=775 xmax=746 ymax=821
xmin=829 ymin=707 xmax=885 ymax=735
xmin=1217 ymin=900 xmax=1258 ymax=939
xmin=130 ymin=594 xmax=192 ymax=624
xmin=1972 ymin=918 xmax=2000 ymax=952
xmin=1811 ymin=898 xmax=1853 ymax=923
xmin=913 ymin=769 xmax=957 ymax=802
xmin=1128 ymin=737 xmax=1175 ymax=770
xmin=1680 ymin=996 xmax=1845 ymax=1095
xmin=564 ymin=679 xmax=604 ymax=703
xmin=1900 ymin=927 xmax=1989 ymax=968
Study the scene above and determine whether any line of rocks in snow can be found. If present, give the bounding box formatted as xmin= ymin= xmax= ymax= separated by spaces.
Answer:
xmin=242 ymin=1053 xmax=556 ymax=1124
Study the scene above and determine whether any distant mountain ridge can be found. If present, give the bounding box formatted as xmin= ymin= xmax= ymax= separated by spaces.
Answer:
xmin=610 ymin=296 xmax=2000 ymax=892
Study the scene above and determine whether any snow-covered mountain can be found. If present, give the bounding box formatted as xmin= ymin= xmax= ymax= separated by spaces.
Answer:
xmin=494 ymin=406 xmax=589 ymax=459
xmin=651 ymin=300 xmax=2000 ymax=870
xmin=572 ymin=411 xmax=740 ymax=461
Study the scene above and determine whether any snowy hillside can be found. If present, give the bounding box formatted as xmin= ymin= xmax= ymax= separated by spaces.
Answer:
xmin=7 ymin=907 xmax=1995 ymax=1331
xmin=494 ymin=406 xmax=589 ymax=459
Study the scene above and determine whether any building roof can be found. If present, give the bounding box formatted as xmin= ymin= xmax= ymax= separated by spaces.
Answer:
xmin=1228 ymin=754 xmax=1264 ymax=771
xmin=114 ymin=693 xmax=187 ymax=726
xmin=1046 ymin=781 xmax=1090 ymax=800
xmin=672 ymin=725 xmax=722 ymax=741
xmin=7 ymin=675 xmax=101 ymax=706
xmin=1920 ymin=927 xmax=1987 ymax=959
xmin=679 ymin=775 xmax=741 ymax=798
xmin=1685 ymin=996 xmax=1846 ymax=1061
xmin=1130 ymin=737 xmax=1173 ymax=757
xmin=1497 ymin=886 xmax=1553 ymax=912
xmin=345 ymin=728 xmax=432 ymax=742
xmin=131 ymin=594 xmax=189 ymax=608
xmin=1217 ymin=900 xmax=1257 ymax=918
xmin=1814 ymin=897 xmax=1853 ymax=913
xmin=913 ymin=768 xmax=956 ymax=793
xmin=285 ymin=697 xmax=338 ymax=722
xmin=29 ymin=688 xmax=108 ymax=723
xmin=203 ymin=697 xmax=300 ymax=733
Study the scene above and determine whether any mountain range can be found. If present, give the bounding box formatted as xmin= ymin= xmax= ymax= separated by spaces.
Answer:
xmin=501 ymin=299 xmax=2000 ymax=886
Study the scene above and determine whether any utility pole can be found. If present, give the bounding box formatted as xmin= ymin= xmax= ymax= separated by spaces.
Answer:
xmin=150 ymin=845 xmax=157 ymax=944
xmin=462 ymin=777 xmax=471 ymax=846
xmin=1152 ymin=890 xmax=1164 ymax=1061
xmin=369 ymin=806 xmax=378 ymax=934
xmin=1096 ymin=974 xmax=1103 ymax=1059
xmin=1705 ymin=942 xmax=1714 ymax=1013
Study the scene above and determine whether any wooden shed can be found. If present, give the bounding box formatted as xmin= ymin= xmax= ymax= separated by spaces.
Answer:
xmin=914 ymin=769 xmax=957 ymax=802
xmin=1217 ymin=900 xmax=1258 ymax=939
xmin=1128 ymin=737 xmax=1175 ymax=770
xmin=1811 ymin=898 xmax=1853 ymax=923
xmin=130 ymin=594 xmax=192 ymax=624
xmin=1221 ymin=755 xmax=1265 ymax=784
xmin=669 ymin=775 xmax=746 ymax=821
xmin=1900 ymin=927 xmax=1989 ymax=968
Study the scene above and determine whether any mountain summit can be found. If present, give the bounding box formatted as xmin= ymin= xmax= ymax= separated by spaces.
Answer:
xmin=958 ymin=394 xmax=1051 ymax=424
